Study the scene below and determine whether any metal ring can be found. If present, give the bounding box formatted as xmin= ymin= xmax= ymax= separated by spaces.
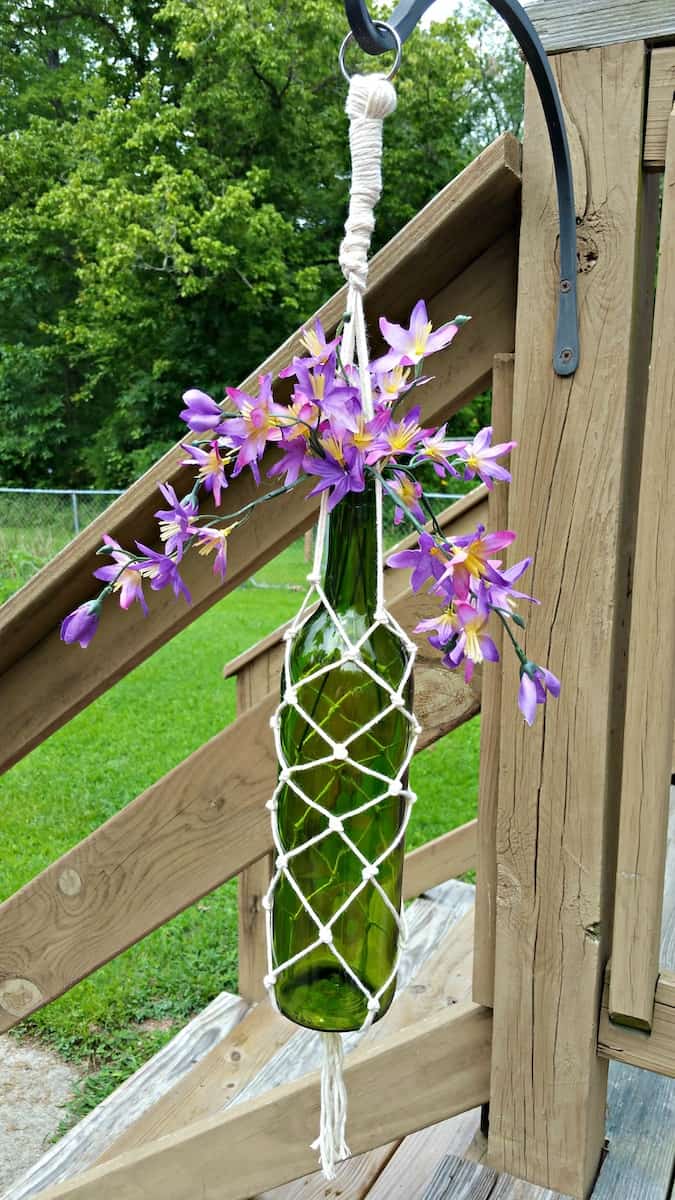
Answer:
xmin=339 ymin=21 xmax=402 ymax=83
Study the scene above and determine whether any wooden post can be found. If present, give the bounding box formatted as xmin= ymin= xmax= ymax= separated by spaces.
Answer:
xmin=609 ymin=103 xmax=675 ymax=1031
xmin=472 ymin=354 xmax=514 ymax=1009
xmin=236 ymin=668 xmax=274 ymax=1003
xmin=488 ymin=42 xmax=657 ymax=1198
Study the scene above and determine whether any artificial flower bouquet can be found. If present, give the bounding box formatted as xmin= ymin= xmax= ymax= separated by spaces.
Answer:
xmin=61 ymin=300 xmax=559 ymax=725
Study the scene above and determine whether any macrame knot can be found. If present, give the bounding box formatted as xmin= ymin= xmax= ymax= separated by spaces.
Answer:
xmin=339 ymin=73 xmax=397 ymax=295
xmin=344 ymin=73 xmax=397 ymax=123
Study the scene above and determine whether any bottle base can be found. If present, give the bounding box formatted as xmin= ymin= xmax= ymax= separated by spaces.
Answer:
xmin=274 ymin=963 xmax=396 ymax=1032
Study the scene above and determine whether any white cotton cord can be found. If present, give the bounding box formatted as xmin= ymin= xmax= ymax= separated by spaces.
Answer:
xmin=311 ymin=1032 xmax=351 ymax=1179
xmin=339 ymin=74 xmax=397 ymax=299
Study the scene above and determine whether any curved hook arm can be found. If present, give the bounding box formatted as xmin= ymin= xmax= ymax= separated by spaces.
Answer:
xmin=343 ymin=0 xmax=579 ymax=376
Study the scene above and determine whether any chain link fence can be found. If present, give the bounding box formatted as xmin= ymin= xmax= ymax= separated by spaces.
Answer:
xmin=0 ymin=487 xmax=123 ymax=602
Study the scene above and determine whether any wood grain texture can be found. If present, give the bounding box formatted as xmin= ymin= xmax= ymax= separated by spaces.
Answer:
xmin=238 ymin=854 xmax=272 ymax=1004
xmin=0 ymin=138 xmax=520 ymax=774
xmin=0 ymin=491 xmax=484 ymax=1033
xmin=0 ymin=990 xmax=248 ymax=1200
xmin=236 ymin=660 xmax=275 ymax=1004
xmin=31 ymin=1002 xmax=492 ymax=1200
xmin=600 ymin=972 xmax=675 ymax=1077
xmin=525 ymin=0 xmax=675 ymax=52
xmin=473 ymin=354 xmax=514 ymax=1009
xmin=644 ymin=50 xmax=675 ymax=170
xmin=7 ymin=882 xmax=474 ymax=1200
xmin=423 ymin=1153 xmax=497 ymax=1200
xmin=488 ymin=43 xmax=653 ymax=1198
xmin=364 ymin=1110 xmax=483 ymax=1200
xmin=402 ymin=819 xmax=477 ymax=900
xmin=609 ymin=104 xmax=675 ymax=1031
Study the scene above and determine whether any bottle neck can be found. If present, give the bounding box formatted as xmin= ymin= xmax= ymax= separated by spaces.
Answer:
xmin=323 ymin=479 xmax=378 ymax=616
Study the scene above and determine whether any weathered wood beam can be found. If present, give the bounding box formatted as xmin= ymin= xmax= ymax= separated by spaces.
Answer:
xmin=488 ymin=42 xmax=658 ymax=1198
xmin=526 ymin=1 xmax=675 ymax=53
xmin=645 ymin=49 xmax=675 ymax=170
xmin=402 ymin=819 xmax=477 ymax=901
xmin=33 ymin=1000 xmax=492 ymax=1200
xmin=0 ymin=490 xmax=486 ymax=1032
xmin=0 ymin=134 xmax=520 ymax=773
xmin=600 ymin=970 xmax=675 ymax=1078
xmin=609 ymin=103 xmax=675 ymax=1032
xmin=472 ymin=353 xmax=513 ymax=1010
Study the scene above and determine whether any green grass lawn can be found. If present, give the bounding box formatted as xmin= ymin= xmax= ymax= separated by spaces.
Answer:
xmin=0 ymin=534 xmax=479 ymax=1129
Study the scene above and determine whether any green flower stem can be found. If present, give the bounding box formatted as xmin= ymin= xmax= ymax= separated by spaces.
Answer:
xmin=493 ymin=607 xmax=528 ymax=666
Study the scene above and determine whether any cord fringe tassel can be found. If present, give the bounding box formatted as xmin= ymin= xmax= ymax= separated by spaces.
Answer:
xmin=311 ymin=1032 xmax=350 ymax=1179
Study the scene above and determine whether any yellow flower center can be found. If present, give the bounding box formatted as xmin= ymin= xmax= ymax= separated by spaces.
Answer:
xmin=302 ymin=328 xmax=323 ymax=358
xmin=413 ymin=321 xmax=433 ymax=356
xmin=351 ymin=419 xmax=375 ymax=452
xmin=321 ymin=434 xmax=345 ymax=465
xmin=464 ymin=624 xmax=483 ymax=662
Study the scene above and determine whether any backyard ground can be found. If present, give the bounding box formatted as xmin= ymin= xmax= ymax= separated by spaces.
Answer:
xmin=0 ymin=529 xmax=479 ymax=1140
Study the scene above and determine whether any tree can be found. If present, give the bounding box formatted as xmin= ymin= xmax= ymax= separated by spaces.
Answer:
xmin=0 ymin=0 xmax=523 ymax=487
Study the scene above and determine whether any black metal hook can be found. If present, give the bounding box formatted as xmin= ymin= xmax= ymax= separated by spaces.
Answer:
xmin=343 ymin=0 xmax=579 ymax=376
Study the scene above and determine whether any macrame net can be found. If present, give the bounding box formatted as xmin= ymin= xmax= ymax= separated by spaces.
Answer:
xmin=262 ymin=71 xmax=419 ymax=1180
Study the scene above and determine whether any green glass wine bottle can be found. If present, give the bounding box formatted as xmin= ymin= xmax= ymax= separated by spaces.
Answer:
xmin=272 ymin=477 xmax=415 ymax=1032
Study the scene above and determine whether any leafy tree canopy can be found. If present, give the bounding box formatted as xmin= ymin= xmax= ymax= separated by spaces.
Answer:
xmin=0 ymin=0 xmax=522 ymax=487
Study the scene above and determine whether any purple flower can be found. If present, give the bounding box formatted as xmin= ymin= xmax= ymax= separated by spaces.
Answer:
xmin=414 ymin=605 xmax=457 ymax=650
xmin=485 ymin=558 xmax=538 ymax=614
xmin=180 ymin=389 xmax=228 ymax=435
xmin=414 ymin=425 xmax=467 ymax=478
xmin=387 ymin=531 xmax=449 ymax=592
xmin=60 ymin=600 xmax=101 ymax=648
xmin=442 ymin=591 xmax=500 ymax=684
xmin=518 ymin=663 xmax=561 ymax=726
xmin=154 ymin=483 xmax=198 ymax=562
xmin=280 ymin=319 xmax=340 ymax=374
xmin=267 ymin=437 xmax=307 ymax=487
xmin=195 ymin=526 xmax=234 ymax=581
xmin=226 ymin=374 xmax=287 ymax=485
xmin=388 ymin=470 xmax=425 ymax=526
xmin=304 ymin=441 xmax=364 ymax=511
xmin=437 ymin=525 xmax=515 ymax=601
xmin=366 ymin=406 xmax=430 ymax=465
xmin=93 ymin=535 xmax=149 ymax=613
xmin=376 ymin=301 xmax=468 ymax=370
xmin=135 ymin=543 xmax=191 ymax=603
xmin=181 ymin=441 xmax=228 ymax=507
xmin=456 ymin=426 xmax=517 ymax=490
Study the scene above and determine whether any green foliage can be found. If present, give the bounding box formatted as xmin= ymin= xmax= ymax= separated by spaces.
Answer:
xmin=0 ymin=1 xmax=522 ymax=487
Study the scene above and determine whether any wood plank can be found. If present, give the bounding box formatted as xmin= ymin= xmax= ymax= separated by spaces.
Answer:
xmin=6 ymin=882 xmax=473 ymax=1199
xmin=644 ymin=49 xmax=675 ymax=170
xmin=609 ymin=104 xmax=675 ymax=1030
xmin=600 ymin=972 xmax=675 ymax=1077
xmin=31 ymin=1001 xmax=493 ymax=1200
xmin=525 ymin=1 xmax=675 ymax=53
xmin=403 ymin=819 xmax=477 ymax=900
xmin=0 ymin=492 xmax=484 ymax=1034
xmin=363 ymin=1110 xmax=483 ymax=1200
xmin=423 ymin=1153 xmax=497 ymax=1200
xmin=238 ymin=854 xmax=272 ymax=1004
xmin=0 ymin=990 xmax=249 ymax=1200
xmin=236 ymin=654 xmax=275 ymax=1005
xmin=0 ymin=138 xmax=520 ymax=774
xmin=488 ymin=42 xmax=655 ymax=1198
xmin=473 ymin=353 xmax=514 ymax=1009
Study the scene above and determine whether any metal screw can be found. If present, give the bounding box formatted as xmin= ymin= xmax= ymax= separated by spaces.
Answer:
xmin=560 ymin=348 xmax=574 ymax=363
xmin=560 ymin=279 xmax=572 ymax=293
